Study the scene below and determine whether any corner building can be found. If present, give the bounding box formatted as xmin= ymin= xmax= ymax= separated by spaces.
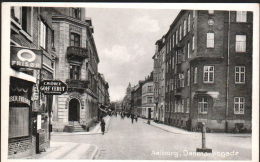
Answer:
xmin=164 ymin=10 xmax=252 ymax=132
xmin=51 ymin=8 xmax=99 ymax=131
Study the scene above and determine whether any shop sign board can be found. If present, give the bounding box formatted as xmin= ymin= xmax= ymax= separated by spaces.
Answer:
xmin=11 ymin=46 xmax=42 ymax=69
xmin=9 ymin=96 xmax=31 ymax=106
xmin=39 ymin=80 xmax=67 ymax=95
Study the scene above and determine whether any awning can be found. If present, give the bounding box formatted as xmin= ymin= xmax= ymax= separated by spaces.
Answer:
xmin=10 ymin=68 xmax=36 ymax=83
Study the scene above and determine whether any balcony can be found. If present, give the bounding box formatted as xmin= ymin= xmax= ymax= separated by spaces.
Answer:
xmin=67 ymin=46 xmax=88 ymax=60
xmin=66 ymin=79 xmax=89 ymax=91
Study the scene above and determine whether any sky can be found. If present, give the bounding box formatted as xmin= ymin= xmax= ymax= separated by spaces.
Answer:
xmin=85 ymin=8 xmax=180 ymax=101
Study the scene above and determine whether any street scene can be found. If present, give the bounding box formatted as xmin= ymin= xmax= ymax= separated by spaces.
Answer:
xmin=2 ymin=3 xmax=257 ymax=161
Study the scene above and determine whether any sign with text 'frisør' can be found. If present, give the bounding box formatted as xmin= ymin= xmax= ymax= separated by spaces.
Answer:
xmin=39 ymin=80 xmax=67 ymax=95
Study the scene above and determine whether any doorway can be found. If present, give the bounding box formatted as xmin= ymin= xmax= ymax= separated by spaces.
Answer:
xmin=68 ymin=98 xmax=80 ymax=121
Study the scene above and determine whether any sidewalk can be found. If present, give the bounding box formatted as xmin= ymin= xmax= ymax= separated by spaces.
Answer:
xmin=141 ymin=118 xmax=194 ymax=135
xmin=25 ymin=116 xmax=112 ymax=159
xmin=51 ymin=115 xmax=111 ymax=136
xmin=142 ymin=118 xmax=251 ymax=137
xmin=26 ymin=141 xmax=98 ymax=159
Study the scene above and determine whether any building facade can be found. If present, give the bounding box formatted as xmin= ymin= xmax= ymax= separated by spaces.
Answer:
xmin=164 ymin=10 xmax=252 ymax=132
xmin=9 ymin=7 xmax=56 ymax=158
xmin=141 ymin=73 xmax=154 ymax=119
xmin=50 ymin=7 xmax=100 ymax=132
xmin=153 ymin=37 xmax=166 ymax=122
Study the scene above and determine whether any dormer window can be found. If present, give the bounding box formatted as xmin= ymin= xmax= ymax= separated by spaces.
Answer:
xmin=71 ymin=8 xmax=81 ymax=20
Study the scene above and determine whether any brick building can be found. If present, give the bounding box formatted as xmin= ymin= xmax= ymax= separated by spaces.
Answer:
xmin=163 ymin=10 xmax=252 ymax=132
xmin=9 ymin=7 xmax=56 ymax=158
xmin=153 ymin=36 xmax=166 ymax=122
xmin=50 ymin=7 xmax=101 ymax=132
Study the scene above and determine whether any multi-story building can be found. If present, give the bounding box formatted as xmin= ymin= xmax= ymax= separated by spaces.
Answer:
xmin=153 ymin=36 xmax=166 ymax=122
xmin=141 ymin=73 xmax=154 ymax=119
xmin=164 ymin=10 xmax=252 ymax=132
xmin=51 ymin=7 xmax=100 ymax=132
xmin=9 ymin=6 xmax=56 ymax=158
xmin=122 ymin=83 xmax=132 ymax=113
xmin=131 ymin=81 xmax=144 ymax=116
xmin=97 ymin=73 xmax=110 ymax=118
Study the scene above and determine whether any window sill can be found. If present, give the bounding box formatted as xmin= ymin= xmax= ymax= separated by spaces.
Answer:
xmin=235 ymin=51 xmax=247 ymax=54
xmin=235 ymin=82 xmax=245 ymax=84
xmin=199 ymin=112 xmax=208 ymax=114
xmin=203 ymin=82 xmax=214 ymax=84
xmin=234 ymin=113 xmax=244 ymax=115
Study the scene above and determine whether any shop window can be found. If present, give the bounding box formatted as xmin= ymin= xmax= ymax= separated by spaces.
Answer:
xmin=9 ymin=107 xmax=29 ymax=138
xmin=70 ymin=33 xmax=80 ymax=47
xmin=236 ymin=35 xmax=246 ymax=52
xmin=235 ymin=66 xmax=245 ymax=83
xmin=207 ymin=32 xmax=214 ymax=48
xmin=234 ymin=97 xmax=245 ymax=114
xmin=198 ymin=97 xmax=208 ymax=114
xmin=70 ymin=65 xmax=81 ymax=80
xmin=236 ymin=11 xmax=247 ymax=22
xmin=203 ymin=66 xmax=214 ymax=83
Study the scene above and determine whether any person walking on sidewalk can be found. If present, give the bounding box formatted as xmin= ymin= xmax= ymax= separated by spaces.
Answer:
xmin=135 ymin=114 xmax=138 ymax=122
xmin=131 ymin=114 xmax=134 ymax=124
xmin=100 ymin=118 xmax=106 ymax=135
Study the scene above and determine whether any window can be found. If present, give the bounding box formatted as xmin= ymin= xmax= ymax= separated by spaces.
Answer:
xmin=70 ymin=65 xmax=81 ymax=80
xmin=180 ymin=73 xmax=185 ymax=87
xmin=21 ymin=7 xmax=32 ymax=34
xmin=51 ymin=30 xmax=55 ymax=49
xmin=172 ymin=56 xmax=174 ymax=69
xmin=194 ymin=67 xmax=198 ymax=84
xmin=188 ymin=14 xmax=191 ymax=32
xmin=187 ymin=69 xmax=190 ymax=86
xmin=193 ymin=10 xmax=196 ymax=18
xmin=236 ymin=11 xmax=247 ymax=22
xmin=235 ymin=66 xmax=245 ymax=83
xmin=186 ymin=98 xmax=190 ymax=113
xmin=9 ymin=107 xmax=29 ymax=138
xmin=176 ymin=30 xmax=178 ymax=44
xmin=187 ymin=42 xmax=190 ymax=58
xmin=234 ymin=97 xmax=245 ymax=114
xmin=203 ymin=66 xmax=214 ymax=83
xmin=40 ymin=20 xmax=47 ymax=49
xmin=179 ymin=25 xmax=182 ymax=40
xmin=147 ymin=97 xmax=153 ymax=104
xmin=236 ymin=35 xmax=246 ymax=52
xmin=207 ymin=32 xmax=214 ymax=48
xmin=192 ymin=35 xmax=195 ymax=50
xmin=198 ymin=97 xmax=208 ymax=114
xmin=11 ymin=7 xmax=21 ymax=23
xmin=181 ymin=99 xmax=184 ymax=112
xmin=174 ymin=100 xmax=177 ymax=112
xmin=183 ymin=20 xmax=187 ymax=36
xmin=70 ymin=33 xmax=80 ymax=47
xmin=71 ymin=8 xmax=81 ymax=19
xmin=148 ymin=86 xmax=153 ymax=92
xmin=208 ymin=10 xmax=214 ymax=14
xmin=172 ymin=34 xmax=175 ymax=48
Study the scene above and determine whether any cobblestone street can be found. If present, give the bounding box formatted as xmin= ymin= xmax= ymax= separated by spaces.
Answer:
xmin=50 ymin=116 xmax=251 ymax=160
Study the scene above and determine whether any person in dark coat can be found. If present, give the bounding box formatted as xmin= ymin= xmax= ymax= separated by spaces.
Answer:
xmin=131 ymin=114 xmax=134 ymax=124
xmin=100 ymin=118 xmax=106 ymax=135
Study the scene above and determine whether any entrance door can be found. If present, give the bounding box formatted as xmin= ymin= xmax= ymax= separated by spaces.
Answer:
xmin=69 ymin=98 xmax=80 ymax=121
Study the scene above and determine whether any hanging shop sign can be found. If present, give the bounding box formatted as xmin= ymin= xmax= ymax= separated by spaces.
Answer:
xmin=11 ymin=46 xmax=42 ymax=69
xmin=39 ymin=80 xmax=67 ymax=95
xmin=9 ymin=96 xmax=31 ymax=106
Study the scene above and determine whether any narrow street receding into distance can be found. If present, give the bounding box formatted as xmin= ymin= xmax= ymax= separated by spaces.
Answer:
xmin=51 ymin=116 xmax=251 ymax=160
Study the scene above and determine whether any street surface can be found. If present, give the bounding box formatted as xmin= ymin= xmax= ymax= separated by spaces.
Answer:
xmin=51 ymin=116 xmax=252 ymax=160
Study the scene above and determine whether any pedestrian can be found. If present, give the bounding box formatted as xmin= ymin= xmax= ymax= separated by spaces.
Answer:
xmin=135 ymin=114 xmax=138 ymax=122
xmin=131 ymin=114 xmax=134 ymax=124
xmin=100 ymin=117 xmax=106 ymax=135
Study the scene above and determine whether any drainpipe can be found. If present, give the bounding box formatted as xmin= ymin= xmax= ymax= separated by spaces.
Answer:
xmin=225 ymin=11 xmax=231 ymax=133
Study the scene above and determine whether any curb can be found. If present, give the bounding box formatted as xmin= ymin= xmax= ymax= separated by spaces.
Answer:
xmin=90 ymin=145 xmax=99 ymax=159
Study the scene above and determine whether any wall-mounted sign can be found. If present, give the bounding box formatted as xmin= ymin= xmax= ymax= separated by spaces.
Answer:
xmin=9 ymin=96 xmax=31 ymax=106
xmin=11 ymin=47 xmax=42 ymax=69
xmin=39 ymin=80 xmax=67 ymax=95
